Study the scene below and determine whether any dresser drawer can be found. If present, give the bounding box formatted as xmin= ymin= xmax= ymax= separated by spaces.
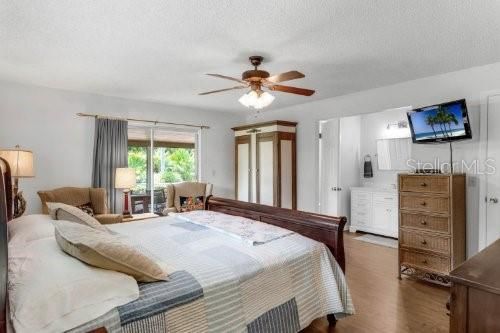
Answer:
xmin=352 ymin=210 xmax=370 ymax=225
xmin=400 ymin=193 xmax=449 ymax=214
xmin=352 ymin=192 xmax=371 ymax=208
xmin=400 ymin=212 xmax=450 ymax=233
xmin=373 ymin=193 xmax=397 ymax=207
xmin=400 ymin=230 xmax=450 ymax=255
xmin=400 ymin=249 xmax=450 ymax=274
xmin=400 ymin=176 xmax=449 ymax=194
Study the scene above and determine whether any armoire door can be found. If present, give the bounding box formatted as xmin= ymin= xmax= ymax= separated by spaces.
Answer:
xmin=235 ymin=135 xmax=251 ymax=202
xmin=256 ymin=133 xmax=277 ymax=206
xmin=278 ymin=132 xmax=296 ymax=209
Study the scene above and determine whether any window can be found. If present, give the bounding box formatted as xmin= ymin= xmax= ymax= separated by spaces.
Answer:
xmin=127 ymin=126 xmax=199 ymax=215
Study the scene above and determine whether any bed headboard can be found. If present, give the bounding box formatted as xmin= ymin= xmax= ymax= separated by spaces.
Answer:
xmin=0 ymin=158 xmax=12 ymax=333
xmin=205 ymin=196 xmax=347 ymax=272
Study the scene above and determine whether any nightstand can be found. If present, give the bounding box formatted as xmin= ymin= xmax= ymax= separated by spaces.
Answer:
xmin=122 ymin=213 xmax=159 ymax=223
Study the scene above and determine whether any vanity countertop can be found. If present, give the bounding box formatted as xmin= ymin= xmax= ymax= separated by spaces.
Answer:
xmin=350 ymin=186 xmax=397 ymax=194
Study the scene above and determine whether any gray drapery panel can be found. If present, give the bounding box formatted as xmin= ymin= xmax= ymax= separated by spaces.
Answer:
xmin=92 ymin=118 xmax=128 ymax=213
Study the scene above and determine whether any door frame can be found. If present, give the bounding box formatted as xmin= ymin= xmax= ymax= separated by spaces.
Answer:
xmin=317 ymin=117 xmax=342 ymax=215
xmin=478 ymin=90 xmax=500 ymax=250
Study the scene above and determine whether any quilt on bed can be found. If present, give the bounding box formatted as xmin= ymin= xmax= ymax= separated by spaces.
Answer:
xmin=68 ymin=215 xmax=354 ymax=333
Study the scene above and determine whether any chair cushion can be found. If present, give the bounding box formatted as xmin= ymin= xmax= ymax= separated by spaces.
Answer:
xmin=47 ymin=202 xmax=108 ymax=232
xmin=53 ymin=220 xmax=169 ymax=282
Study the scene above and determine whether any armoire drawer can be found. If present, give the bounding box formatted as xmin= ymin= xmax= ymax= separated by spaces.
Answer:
xmin=400 ymin=229 xmax=451 ymax=255
xmin=400 ymin=212 xmax=450 ymax=234
xmin=399 ymin=176 xmax=449 ymax=194
xmin=400 ymin=193 xmax=449 ymax=214
xmin=400 ymin=249 xmax=450 ymax=274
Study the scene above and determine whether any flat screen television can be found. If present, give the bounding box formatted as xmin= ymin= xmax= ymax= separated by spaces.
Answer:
xmin=407 ymin=99 xmax=472 ymax=144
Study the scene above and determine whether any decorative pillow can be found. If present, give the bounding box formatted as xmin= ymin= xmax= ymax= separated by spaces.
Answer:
xmin=77 ymin=202 xmax=94 ymax=217
xmin=46 ymin=202 xmax=108 ymax=232
xmin=179 ymin=195 xmax=204 ymax=212
xmin=53 ymin=220 xmax=169 ymax=282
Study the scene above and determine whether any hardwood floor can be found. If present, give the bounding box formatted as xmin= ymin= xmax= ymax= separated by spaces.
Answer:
xmin=304 ymin=232 xmax=450 ymax=333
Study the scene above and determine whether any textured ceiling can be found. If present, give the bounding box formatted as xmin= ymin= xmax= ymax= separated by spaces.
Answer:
xmin=1 ymin=1 xmax=500 ymax=113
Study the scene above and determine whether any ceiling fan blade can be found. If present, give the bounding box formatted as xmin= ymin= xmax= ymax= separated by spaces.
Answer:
xmin=198 ymin=85 xmax=248 ymax=95
xmin=266 ymin=71 xmax=305 ymax=83
xmin=269 ymin=84 xmax=315 ymax=96
xmin=205 ymin=73 xmax=247 ymax=84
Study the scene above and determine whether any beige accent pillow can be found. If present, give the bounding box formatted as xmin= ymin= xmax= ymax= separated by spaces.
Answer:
xmin=53 ymin=220 xmax=169 ymax=282
xmin=46 ymin=202 xmax=109 ymax=232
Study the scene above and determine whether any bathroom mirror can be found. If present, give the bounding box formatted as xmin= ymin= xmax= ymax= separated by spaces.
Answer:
xmin=377 ymin=138 xmax=412 ymax=170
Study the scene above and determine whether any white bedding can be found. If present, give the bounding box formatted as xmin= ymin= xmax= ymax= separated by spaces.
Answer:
xmin=7 ymin=215 xmax=139 ymax=333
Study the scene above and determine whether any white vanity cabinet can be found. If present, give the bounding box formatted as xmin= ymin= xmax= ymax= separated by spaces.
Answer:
xmin=350 ymin=187 xmax=398 ymax=238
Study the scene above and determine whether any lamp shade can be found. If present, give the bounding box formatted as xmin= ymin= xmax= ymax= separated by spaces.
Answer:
xmin=115 ymin=168 xmax=136 ymax=189
xmin=0 ymin=147 xmax=34 ymax=178
xmin=238 ymin=91 xmax=275 ymax=109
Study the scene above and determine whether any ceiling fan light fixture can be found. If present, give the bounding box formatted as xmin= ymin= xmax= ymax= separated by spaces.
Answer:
xmin=238 ymin=91 xmax=274 ymax=109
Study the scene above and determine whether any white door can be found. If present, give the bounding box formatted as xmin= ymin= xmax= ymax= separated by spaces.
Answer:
xmin=319 ymin=118 xmax=341 ymax=216
xmin=485 ymin=94 xmax=500 ymax=246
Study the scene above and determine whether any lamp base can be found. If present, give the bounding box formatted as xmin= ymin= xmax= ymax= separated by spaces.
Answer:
xmin=122 ymin=211 xmax=132 ymax=219
xmin=13 ymin=190 xmax=27 ymax=219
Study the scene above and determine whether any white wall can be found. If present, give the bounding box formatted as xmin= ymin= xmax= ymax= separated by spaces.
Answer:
xmin=0 ymin=81 xmax=245 ymax=214
xmin=359 ymin=107 xmax=411 ymax=187
xmin=248 ymin=61 xmax=500 ymax=256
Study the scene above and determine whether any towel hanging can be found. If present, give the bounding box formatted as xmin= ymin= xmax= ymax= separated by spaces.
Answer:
xmin=364 ymin=155 xmax=373 ymax=178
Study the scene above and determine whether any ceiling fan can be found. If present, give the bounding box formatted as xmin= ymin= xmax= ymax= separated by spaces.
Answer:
xmin=199 ymin=56 xmax=315 ymax=109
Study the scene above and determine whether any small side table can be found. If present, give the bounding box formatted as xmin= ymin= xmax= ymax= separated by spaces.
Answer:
xmin=122 ymin=213 xmax=159 ymax=223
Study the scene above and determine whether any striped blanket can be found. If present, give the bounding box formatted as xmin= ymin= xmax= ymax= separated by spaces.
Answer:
xmin=68 ymin=215 xmax=354 ymax=333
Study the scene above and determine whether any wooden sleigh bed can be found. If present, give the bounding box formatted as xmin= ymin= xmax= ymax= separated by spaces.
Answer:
xmin=0 ymin=160 xmax=348 ymax=333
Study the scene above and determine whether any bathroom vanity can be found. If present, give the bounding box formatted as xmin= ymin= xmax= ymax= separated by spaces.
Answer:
xmin=350 ymin=187 xmax=398 ymax=238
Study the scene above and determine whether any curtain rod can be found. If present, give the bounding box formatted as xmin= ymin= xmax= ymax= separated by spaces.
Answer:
xmin=76 ymin=113 xmax=210 ymax=129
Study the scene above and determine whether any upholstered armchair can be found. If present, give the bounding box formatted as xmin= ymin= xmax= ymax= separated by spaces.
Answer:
xmin=162 ymin=182 xmax=213 ymax=215
xmin=38 ymin=187 xmax=123 ymax=224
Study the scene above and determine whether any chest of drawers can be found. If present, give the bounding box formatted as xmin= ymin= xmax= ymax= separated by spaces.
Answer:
xmin=398 ymin=174 xmax=466 ymax=285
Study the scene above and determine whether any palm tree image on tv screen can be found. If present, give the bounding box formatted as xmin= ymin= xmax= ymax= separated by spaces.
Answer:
xmin=410 ymin=103 xmax=467 ymax=141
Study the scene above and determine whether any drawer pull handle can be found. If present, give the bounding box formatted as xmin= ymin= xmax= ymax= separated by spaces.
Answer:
xmin=421 ymin=220 xmax=427 ymax=225
xmin=420 ymin=182 xmax=427 ymax=187
xmin=421 ymin=240 xmax=427 ymax=245
xmin=420 ymin=201 xmax=427 ymax=206
xmin=422 ymin=259 xmax=428 ymax=264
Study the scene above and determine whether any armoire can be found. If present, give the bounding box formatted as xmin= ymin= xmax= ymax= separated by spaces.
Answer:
xmin=232 ymin=121 xmax=297 ymax=209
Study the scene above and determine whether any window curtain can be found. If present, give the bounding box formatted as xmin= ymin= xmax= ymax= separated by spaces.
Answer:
xmin=92 ymin=118 xmax=128 ymax=213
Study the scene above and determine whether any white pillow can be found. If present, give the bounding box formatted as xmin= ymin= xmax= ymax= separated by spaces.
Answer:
xmin=8 ymin=238 xmax=139 ymax=333
xmin=8 ymin=214 xmax=54 ymax=246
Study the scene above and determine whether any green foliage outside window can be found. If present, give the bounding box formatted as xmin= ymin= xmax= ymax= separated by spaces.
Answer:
xmin=127 ymin=146 xmax=196 ymax=193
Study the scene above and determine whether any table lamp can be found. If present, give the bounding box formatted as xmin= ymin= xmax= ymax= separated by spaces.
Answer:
xmin=115 ymin=167 xmax=136 ymax=218
xmin=0 ymin=145 xmax=34 ymax=218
